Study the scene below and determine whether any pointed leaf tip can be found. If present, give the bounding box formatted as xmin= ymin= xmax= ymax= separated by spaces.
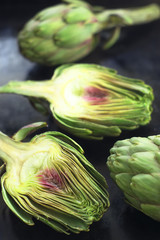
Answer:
xmin=12 ymin=122 xmax=48 ymax=142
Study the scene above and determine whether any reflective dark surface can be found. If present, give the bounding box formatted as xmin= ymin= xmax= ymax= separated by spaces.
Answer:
xmin=0 ymin=0 xmax=160 ymax=239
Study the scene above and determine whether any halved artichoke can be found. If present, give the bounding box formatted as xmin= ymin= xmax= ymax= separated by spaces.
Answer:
xmin=0 ymin=122 xmax=109 ymax=234
xmin=0 ymin=64 xmax=154 ymax=139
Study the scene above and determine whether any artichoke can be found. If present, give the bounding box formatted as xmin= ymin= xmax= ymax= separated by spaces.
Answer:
xmin=0 ymin=64 xmax=153 ymax=139
xmin=18 ymin=0 xmax=160 ymax=65
xmin=0 ymin=122 xmax=109 ymax=234
xmin=107 ymin=135 xmax=160 ymax=221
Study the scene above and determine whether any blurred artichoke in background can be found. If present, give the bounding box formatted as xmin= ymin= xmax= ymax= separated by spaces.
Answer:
xmin=18 ymin=0 xmax=160 ymax=65
xmin=107 ymin=135 xmax=160 ymax=221
xmin=0 ymin=122 xmax=109 ymax=234
xmin=0 ymin=64 xmax=154 ymax=139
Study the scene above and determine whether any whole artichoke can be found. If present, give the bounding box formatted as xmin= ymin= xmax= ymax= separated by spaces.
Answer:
xmin=0 ymin=122 xmax=109 ymax=234
xmin=0 ymin=64 xmax=153 ymax=139
xmin=18 ymin=0 xmax=160 ymax=65
xmin=107 ymin=135 xmax=160 ymax=221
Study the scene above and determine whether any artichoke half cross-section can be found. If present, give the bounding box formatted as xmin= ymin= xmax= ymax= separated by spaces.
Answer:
xmin=0 ymin=122 xmax=109 ymax=234
xmin=0 ymin=64 xmax=153 ymax=139
xmin=107 ymin=135 xmax=160 ymax=221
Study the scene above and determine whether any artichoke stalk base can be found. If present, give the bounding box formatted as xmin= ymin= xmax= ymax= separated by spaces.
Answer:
xmin=0 ymin=64 xmax=154 ymax=140
xmin=0 ymin=122 xmax=109 ymax=234
xmin=107 ymin=135 xmax=160 ymax=221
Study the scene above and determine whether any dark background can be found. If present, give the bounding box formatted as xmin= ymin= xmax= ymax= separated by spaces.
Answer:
xmin=0 ymin=0 xmax=160 ymax=239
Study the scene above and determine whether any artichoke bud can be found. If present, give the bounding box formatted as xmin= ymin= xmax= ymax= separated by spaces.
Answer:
xmin=0 ymin=122 xmax=109 ymax=234
xmin=0 ymin=64 xmax=154 ymax=140
xmin=18 ymin=0 xmax=160 ymax=65
xmin=107 ymin=135 xmax=160 ymax=221
xmin=18 ymin=0 xmax=99 ymax=65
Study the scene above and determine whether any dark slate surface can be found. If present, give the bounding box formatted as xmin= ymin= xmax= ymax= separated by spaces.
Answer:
xmin=0 ymin=0 xmax=160 ymax=239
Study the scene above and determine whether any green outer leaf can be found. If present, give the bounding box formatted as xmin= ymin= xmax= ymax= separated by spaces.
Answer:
xmin=115 ymin=173 xmax=133 ymax=196
xmin=64 ymin=6 xmax=94 ymax=23
xmin=54 ymin=113 xmax=96 ymax=139
xmin=130 ymin=173 xmax=160 ymax=204
xmin=124 ymin=192 xmax=141 ymax=210
xmin=141 ymin=204 xmax=160 ymax=221
xmin=44 ymin=35 xmax=98 ymax=65
xmin=12 ymin=122 xmax=48 ymax=142
xmin=1 ymin=175 xmax=34 ymax=225
xmin=53 ymin=111 xmax=121 ymax=139
xmin=38 ymin=215 xmax=70 ymax=234
xmin=54 ymin=23 xmax=93 ymax=48
xmin=33 ymin=4 xmax=67 ymax=21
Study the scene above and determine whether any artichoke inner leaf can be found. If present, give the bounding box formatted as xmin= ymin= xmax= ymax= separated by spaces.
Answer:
xmin=43 ymin=131 xmax=84 ymax=154
xmin=14 ymin=192 xmax=90 ymax=233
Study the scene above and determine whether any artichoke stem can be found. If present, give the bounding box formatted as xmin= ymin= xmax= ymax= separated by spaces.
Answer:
xmin=0 ymin=80 xmax=52 ymax=100
xmin=97 ymin=4 xmax=160 ymax=29
xmin=0 ymin=132 xmax=20 ymax=165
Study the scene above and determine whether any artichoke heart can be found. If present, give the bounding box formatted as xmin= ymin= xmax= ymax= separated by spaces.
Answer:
xmin=107 ymin=135 xmax=160 ymax=221
xmin=0 ymin=122 xmax=109 ymax=234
